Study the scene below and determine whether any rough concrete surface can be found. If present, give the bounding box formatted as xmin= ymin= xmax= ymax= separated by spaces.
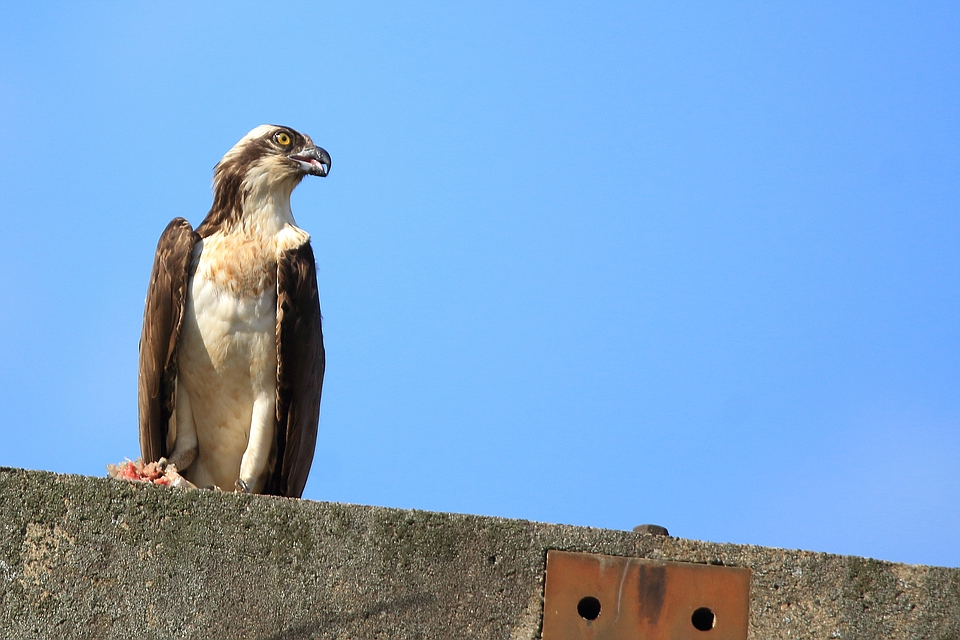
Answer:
xmin=0 ymin=467 xmax=957 ymax=639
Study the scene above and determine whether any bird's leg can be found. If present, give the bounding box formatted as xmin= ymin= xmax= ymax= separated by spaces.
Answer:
xmin=168 ymin=382 xmax=198 ymax=471
xmin=237 ymin=394 xmax=275 ymax=493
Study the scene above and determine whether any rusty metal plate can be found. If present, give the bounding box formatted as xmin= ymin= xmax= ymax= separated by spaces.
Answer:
xmin=542 ymin=550 xmax=750 ymax=640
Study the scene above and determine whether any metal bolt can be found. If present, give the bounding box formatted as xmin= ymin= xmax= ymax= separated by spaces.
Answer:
xmin=633 ymin=524 xmax=670 ymax=536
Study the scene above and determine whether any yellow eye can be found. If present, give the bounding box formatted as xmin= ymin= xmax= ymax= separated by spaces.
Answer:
xmin=275 ymin=132 xmax=292 ymax=146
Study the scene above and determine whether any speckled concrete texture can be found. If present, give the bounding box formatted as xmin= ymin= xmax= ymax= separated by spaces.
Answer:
xmin=0 ymin=467 xmax=957 ymax=639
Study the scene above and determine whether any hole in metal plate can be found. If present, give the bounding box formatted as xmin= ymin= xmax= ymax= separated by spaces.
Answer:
xmin=577 ymin=596 xmax=601 ymax=620
xmin=691 ymin=606 xmax=716 ymax=631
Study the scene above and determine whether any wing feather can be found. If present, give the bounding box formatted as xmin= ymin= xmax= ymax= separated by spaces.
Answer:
xmin=137 ymin=218 xmax=199 ymax=463
xmin=268 ymin=241 xmax=325 ymax=498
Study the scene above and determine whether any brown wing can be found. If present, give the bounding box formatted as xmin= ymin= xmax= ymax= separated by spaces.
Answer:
xmin=138 ymin=218 xmax=199 ymax=463
xmin=266 ymin=240 xmax=325 ymax=498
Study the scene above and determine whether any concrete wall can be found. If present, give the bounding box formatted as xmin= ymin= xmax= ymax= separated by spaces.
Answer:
xmin=0 ymin=467 xmax=957 ymax=639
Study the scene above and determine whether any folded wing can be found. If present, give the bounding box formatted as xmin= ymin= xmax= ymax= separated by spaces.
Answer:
xmin=266 ymin=241 xmax=325 ymax=498
xmin=138 ymin=218 xmax=199 ymax=463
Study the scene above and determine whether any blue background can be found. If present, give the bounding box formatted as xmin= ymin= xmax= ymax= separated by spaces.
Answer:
xmin=1 ymin=2 xmax=957 ymax=567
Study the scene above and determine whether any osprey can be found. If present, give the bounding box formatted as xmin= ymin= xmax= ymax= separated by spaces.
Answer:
xmin=138 ymin=125 xmax=330 ymax=498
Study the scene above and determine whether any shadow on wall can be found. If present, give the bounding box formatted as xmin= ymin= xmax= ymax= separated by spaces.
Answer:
xmin=262 ymin=593 xmax=438 ymax=640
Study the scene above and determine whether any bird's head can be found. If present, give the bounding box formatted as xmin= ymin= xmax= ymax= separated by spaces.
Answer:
xmin=215 ymin=124 xmax=330 ymax=185
xmin=206 ymin=125 xmax=331 ymax=228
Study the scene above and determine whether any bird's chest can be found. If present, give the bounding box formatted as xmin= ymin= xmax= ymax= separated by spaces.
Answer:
xmin=194 ymin=232 xmax=278 ymax=299
xmin=184 ymin=232 xmax=280 ymax=372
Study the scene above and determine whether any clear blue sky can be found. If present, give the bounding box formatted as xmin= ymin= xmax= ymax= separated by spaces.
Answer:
xmin=1 ymin=3 xmax=957 ymax=567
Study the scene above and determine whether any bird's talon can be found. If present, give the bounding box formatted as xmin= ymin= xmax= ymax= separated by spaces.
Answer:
xmin=236 ymin=479 xmax=252 ymax=494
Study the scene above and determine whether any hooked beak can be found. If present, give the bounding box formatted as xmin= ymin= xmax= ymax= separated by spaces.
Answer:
xmin=289 ymin=145 xmax=331 ymax=177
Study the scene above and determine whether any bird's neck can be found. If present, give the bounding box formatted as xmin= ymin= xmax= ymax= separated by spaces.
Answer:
xmin=201 ymin=177 xmax=300 ymax=237
xmin=241 ymin=183 xmax=297 ymax=234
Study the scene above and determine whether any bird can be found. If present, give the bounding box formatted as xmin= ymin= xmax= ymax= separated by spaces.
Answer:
xmin=137 ymin=124 xmax=330 ymax=498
